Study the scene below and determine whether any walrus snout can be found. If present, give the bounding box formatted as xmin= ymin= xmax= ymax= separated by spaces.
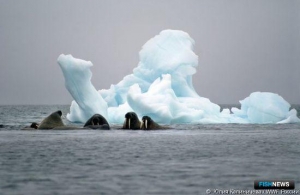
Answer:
xmin=125 ymin=113 xmax=132 ymax=129
xmin=141 ymin=116 xmax=151 ymax=130
xmin=92 ymin=118 xmax=100 ymax=125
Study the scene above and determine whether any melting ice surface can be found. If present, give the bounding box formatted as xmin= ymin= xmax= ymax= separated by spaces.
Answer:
xmin=58 ymin=30 xmax=300 ymax=124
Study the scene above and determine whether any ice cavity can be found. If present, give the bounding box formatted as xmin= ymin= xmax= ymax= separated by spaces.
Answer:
xmin=57 ymin=30 xmax=300 ymax=124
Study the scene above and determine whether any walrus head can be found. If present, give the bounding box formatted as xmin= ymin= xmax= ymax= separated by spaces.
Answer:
xmin=84 ymin=114 xmax=109 ymax=127
xmin=141 ymin=116 xmax=150 ymax=130
xmin=57 ymin=110 xmax=62 ymax=116
xmin=38 ymin=110 xmax=64 ymax=129
xmin=140 ymin=116 xmax=156 ymax=130
xmin=30 ymin=122 xmax=39 ymax=129
xmin=123 ymin=112 xmax=141 ymax=130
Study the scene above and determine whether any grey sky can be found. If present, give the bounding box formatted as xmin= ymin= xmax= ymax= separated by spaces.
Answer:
xmin=0 ymin=0 xmax=299 ymax=105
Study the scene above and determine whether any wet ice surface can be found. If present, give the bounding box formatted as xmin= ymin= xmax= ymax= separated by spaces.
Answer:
xmin=0 ymin=105 xmax=300 ymax=195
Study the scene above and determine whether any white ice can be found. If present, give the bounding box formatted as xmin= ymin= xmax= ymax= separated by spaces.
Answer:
xmin=57 ymin=54 xmax=108 ymax=122
xmin=232 ymin=92 xmax=300 ymax=124
xmin=57 ymin=30 xmax=300 ymax=124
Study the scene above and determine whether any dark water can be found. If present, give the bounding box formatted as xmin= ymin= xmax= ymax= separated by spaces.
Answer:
xmin=0 ymin=105 xmax=300 ymax=195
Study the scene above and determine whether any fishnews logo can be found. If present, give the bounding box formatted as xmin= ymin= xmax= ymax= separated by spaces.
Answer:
xmin=254 ymin=180 xmax=295 ymax=189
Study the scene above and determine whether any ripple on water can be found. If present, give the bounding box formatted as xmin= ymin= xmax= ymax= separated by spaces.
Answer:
xmin=0 ymin=105 xmax=300 ymax=194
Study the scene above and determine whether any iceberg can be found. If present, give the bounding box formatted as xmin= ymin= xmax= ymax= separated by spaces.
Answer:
xmin=57 ymin=30 xmax=300 ymax=124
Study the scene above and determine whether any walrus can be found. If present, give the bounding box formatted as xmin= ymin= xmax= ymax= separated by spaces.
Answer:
xmin=140 ymin=116 xmax=170 ymax=130
xmin=122 ymin=112 xmax=141 ymax=130
xmin=38 ymin=110 xmax=65 ymax=129
xmin=21 ymin=122 xmax=39 ymax=130
xmin=84 ymin=114 xmax=110 ymax=130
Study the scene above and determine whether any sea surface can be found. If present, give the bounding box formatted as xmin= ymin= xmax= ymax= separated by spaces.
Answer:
xmin=0 ymin=105 xmax=300 ymax=195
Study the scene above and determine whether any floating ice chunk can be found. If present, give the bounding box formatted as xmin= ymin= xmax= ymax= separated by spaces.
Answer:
xmin=57 ymin=54 xmax=108 ymax=122
xmin=233 ymin=92 xmax=292 ymax=124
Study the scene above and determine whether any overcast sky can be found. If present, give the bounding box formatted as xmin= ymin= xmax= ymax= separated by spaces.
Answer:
xmin=0 ymin=0 xmax=299 ymax=105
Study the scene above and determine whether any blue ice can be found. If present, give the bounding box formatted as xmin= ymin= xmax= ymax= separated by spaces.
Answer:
xmin=57 ymin=30 xmax=300 ymax=124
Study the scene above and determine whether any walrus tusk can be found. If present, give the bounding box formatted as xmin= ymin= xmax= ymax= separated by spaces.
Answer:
xmin=128 ymin=118 xmax=131 ymax=129
xmin=92 ymin=121 xmax=94 ymax=126
xmin=145 ymin=120 xmax=148 ymax=129
xmin=140 ymin=121 xmax=143 ymax=129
